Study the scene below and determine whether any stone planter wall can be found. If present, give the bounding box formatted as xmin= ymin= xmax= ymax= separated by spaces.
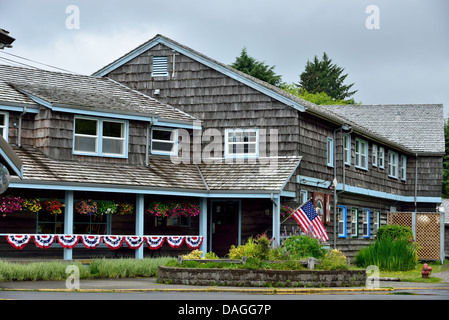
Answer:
xmin=158 ymin=266 xmax=367 ymax=287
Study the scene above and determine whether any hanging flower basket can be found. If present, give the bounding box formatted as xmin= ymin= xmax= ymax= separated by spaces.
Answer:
xmin=281 ymin=205 xmax=294 ymax=220
xmin=74 ymin=199 xmax=97 ymax=216
xmin=22 ymin=198 xmax=42 ymax=214
xmin=0 ymin=196 xmax=23 ymax=214
xmin=117 ymin=202 xmax=134 ymax=215
xmin=96 ymin=200 xmax=118 ymax=215
xmin=41 ymin=199 xmax=65 ymax=215
xmin=146 ymin=201 xmax=200 ymax=218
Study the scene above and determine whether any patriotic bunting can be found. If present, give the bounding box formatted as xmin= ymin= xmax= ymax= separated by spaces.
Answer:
xmin=166 ymin=236 xmax=185 ymax=248
xmin=34 ymin=234 xmax=55 ymax=249
xmin=6 ymin=234 xmax=32 ymax=250
xmin=3 ymin=234 xmax=203 ymax=250
xmin=103 ymin=236 xmax=123 ymax=250
xmin=124 ymin=236 xmax=144 ymax=249
xmin=145 ymin=236 xmax=165 ymax=250
xmin=185 ymin=236 xmax=203 ymax=250
xmin=81 ymin=235 xmax=102 ymax=249
xmin=57 ymin=235 xmax=79 ymax=249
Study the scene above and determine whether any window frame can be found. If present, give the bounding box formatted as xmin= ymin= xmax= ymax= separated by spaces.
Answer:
xmin=373 ymin=210 xmax=381 ymax=235
xmin=379 ymin=146 xmax=385 ymax=169
xmin=151 ymin=127 xmax=179 ymax=156
xmin=224 ymin=128 xmax=259 ymax=158
xmin=372 ymin=144 xmax=378 ymax=167
xmin=0 ymin=111 xmax=9 ymax=142
xmin=73 ymin=116 xmax=128 ymax=158
xmin=401 ymin=155 xmax=407 ymax=181
xmin=355 ymin=138 xmax=368 ymax=170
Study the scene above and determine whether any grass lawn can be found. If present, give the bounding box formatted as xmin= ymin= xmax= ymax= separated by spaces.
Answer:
xmin=379 ymin=260 xmax=449 ymax=283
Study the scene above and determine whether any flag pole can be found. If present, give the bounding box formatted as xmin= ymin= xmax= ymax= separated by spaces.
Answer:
xmin=280 ymin=198 xmax=313 ymax=224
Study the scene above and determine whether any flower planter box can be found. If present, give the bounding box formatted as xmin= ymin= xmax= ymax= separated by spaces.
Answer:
xmin=158 ymin=266 xmax=366 ymax=288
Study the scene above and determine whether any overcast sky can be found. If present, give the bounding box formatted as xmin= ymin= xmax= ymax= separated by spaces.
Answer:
xmin=1 ymin=0 xmax=448 ymax=117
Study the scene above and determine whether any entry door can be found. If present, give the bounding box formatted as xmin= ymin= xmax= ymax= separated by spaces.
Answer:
xmin=211 ymin=200 xmax=239 ymax=257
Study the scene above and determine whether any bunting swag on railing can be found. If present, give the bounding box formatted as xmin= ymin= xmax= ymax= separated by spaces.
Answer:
xmin=3 ymin=234 xmax=203 ymax=251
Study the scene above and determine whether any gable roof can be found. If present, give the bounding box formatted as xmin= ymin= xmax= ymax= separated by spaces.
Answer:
xmin=0 ymin=64 xmax=198 ymax=124
xmin=93 ymin=34 xmax=444 ymax=155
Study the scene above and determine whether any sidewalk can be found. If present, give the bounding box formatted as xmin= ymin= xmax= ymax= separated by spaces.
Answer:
xmin=1 ymin=277 xmax=448 ymax=294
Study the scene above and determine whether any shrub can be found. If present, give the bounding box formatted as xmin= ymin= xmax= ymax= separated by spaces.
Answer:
xmin=376 ymin=225 xmax=414 ymax=242
xmin=228 ymin=233 xmax=270 ymax=260
xmin=282 ymin=235 xmax=325 ymax=260
xmin=320 ymin=249 xmax=348 ymax=270
xmin=204 ymin=251 xmax=219 ymax=259
xmin=183 ymin=249 xmax=203 ymax=259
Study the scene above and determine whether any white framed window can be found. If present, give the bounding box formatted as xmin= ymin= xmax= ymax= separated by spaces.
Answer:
xmin=350 ymin=207 xmax=359 ymax=238
xmin=373 ymin=210 xmax=381 ymax=234
xmin=225 ymin=129 xmax=258 ymax=158
xmin=151 ymin=56 xmax=168 ymax=77
xmin=338 ymin=205 xmax=347 ymax=238
xmin=0 ymin=112 xmax=9 ymax=141
xmin=355 ymin=138 xmax=368 ymax=170
xmin=372 ymin=144 xmax=378 ymax=167
xmin=74 ymin=116 xmax=128 ymax=158
xmin=401 ymin=155 xmax=407 ymax=181
xmin=327 ymin=137 xmax=334 ymax=167
xmin=388 ymin=151 xmax=399 ymax=178
xmin=344 ymin=134 xmax=351 ymax=165
xmin=379 ymin=146 xmax=385 ymax=169
xmin=300 ymin=190 xmax=308 ymax=205
xmin=362 ymin=209 xmax=370 ymax=238
xmin=151 ymin=127 xmax=178 ymax=156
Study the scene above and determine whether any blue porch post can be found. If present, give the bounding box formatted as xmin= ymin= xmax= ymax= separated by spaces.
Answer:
xmin=272 ymin=194 xmax=281 ymax=248
xmin=135 ymin=194 xmax=144 ymax=259
xmin=63 ymin=190 xmax=74 ymax=260
xmin=199 ymin=197 xmax=208 ymax=255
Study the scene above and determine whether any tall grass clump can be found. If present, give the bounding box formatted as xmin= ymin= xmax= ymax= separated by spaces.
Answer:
xmin=0 ymin=260 xmax=88 ymax=281
xmin=355 ymin=236 xmax=419 ymax=271
xmin=89 ymin=257 xmax=175 ymax=278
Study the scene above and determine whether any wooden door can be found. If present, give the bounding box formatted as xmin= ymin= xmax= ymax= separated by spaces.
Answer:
xmin=211 ymin=200 xmax=238 ymax=257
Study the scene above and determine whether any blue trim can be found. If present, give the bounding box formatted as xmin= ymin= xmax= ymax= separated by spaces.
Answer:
xmin=0 ymin=147 xmax=22 ymax=178
xmin=9 ymin=181 xmax=281 ymax=198
xmin=155 ymin=119 xmax=202 ymax=130
xmin=297 ymin=175 xmax=332 ymax=189
xmin=0 ymin=105 xmax=40 ymax=114
xmin=92 ymin=35 xmax=307 ymax=113
xmin=280 ymin=190 xmax=296 ymax=198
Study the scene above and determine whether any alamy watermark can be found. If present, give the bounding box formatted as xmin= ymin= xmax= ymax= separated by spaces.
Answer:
xmin=66 ymin=264 xmax=80 ymax=290
xmin=366 ymin=265 xmax=380 ymax=289
xmin=66 ymin=5 xmax=80 ymax=30
xmin=365 ymin=5 xmax=380 ymax=30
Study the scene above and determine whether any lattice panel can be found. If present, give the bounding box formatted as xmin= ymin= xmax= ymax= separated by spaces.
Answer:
xmin=387 ymin=212 xmax=413 ymax=230
xmin=415 ymin=213 xmax=440 ymax=260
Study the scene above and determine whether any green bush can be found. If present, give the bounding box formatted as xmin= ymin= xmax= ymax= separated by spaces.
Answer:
xmin=376 ymin=225 xmax=414 ymax=241
xmin=228 ymin=234 xmax=270 ymax=260
xmin=355 ymin=236 xmax=419 ymax=271
xmin=282 ymin=235 xmax=325 ymax=260
xmin=320 ymin=249 xmax=348 ymax=270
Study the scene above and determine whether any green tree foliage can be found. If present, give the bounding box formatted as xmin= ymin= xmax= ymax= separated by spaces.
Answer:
xmin=281 ymin=83 xmax=355 ymax=105
xmin=230 ymin=47 xmax=283 ymax=87
xmin=443 ymin=118 xmax=449 ymax=198
xmin=297 ymin=52 xmax=357 ymax=102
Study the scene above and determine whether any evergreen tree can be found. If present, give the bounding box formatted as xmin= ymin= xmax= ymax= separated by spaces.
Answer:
xmin=298 ymin=52 xmax=357 ymax=102
xmin=230 ymin=47 xmax=283 ymax=87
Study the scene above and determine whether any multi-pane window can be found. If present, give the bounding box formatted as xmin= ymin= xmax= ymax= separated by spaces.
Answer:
xmin=388 ymin=151 xmax=399 ymax=178
xmin=401 ymin=155 xmax=407 ymax=181
xmin=362 ymin=209 xmax=370 ymax=238
xmin=379 ymin=146 xmax=385 ymax=169
xmin=355 ymin=138 xmax=368 ymax=170
xmin=151 ymin=128 xmax=178 ymax=156
xmin=338 ymin=206 xmax=347 ymax=238
xmin=225 ymin=129 xmax=258 ymax=157
xmin=373 ymin=210 xmax=381 ymax=235
xmin=74 ymin=117 xmax=127 ymax=157
xmin=372 ymin=144 xmax=378 ymax=167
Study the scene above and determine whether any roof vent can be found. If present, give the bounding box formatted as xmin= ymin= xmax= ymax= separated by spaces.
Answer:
xmin=152 ymin=56 xmax=168 ymax=77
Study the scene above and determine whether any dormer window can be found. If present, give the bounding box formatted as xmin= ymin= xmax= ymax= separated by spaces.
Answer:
xmin=225 ymin=129 xmax=258 ymax=158
xmin=151 ymin=127 xmax=178 ymax=156
xmin=73 ymin=116 xmax=128 ymax=158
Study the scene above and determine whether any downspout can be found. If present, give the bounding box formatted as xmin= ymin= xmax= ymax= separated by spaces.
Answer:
xmin=414 ymin=153 xmax=418 ymax=212
xmin=145 ymin=117 xmax=154 ymax=167
xmin=17 ymin=106 xmax=27 ymax=147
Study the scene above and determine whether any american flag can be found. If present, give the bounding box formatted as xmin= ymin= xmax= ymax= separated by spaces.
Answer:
xmin=292 ymin=200 xmax=329 ymax=242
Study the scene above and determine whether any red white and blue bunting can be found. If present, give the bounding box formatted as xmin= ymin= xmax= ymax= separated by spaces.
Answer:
xmin=3 ymin=234 xmax=203 ymax=251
